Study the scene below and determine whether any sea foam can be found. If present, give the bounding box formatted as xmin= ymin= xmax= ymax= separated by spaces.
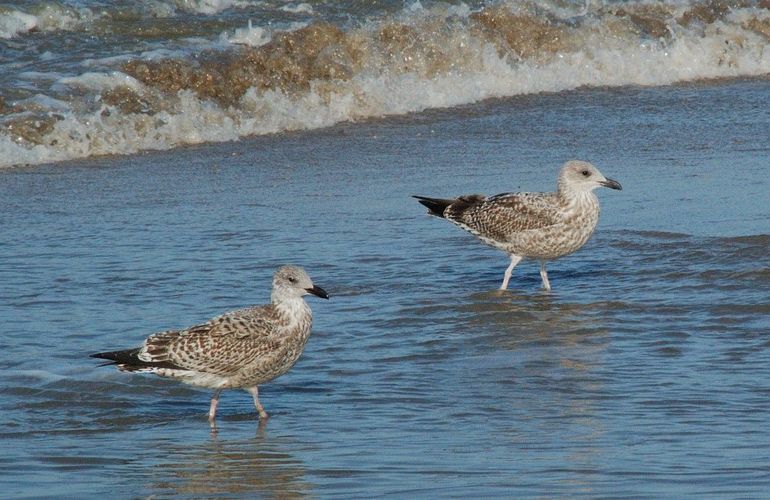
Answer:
xmin=0 ymin=9 xmax=38 ymax=38
xmin=1 ymin=0 xmax=769 ymax=168
xmin=0 ymin=3 xmax=94 ymax=38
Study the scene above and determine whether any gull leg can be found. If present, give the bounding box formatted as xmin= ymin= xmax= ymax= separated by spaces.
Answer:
xmin=500 ymin=254 xmax=523 ymax=290
xmin=208 ymin=389 xmax=223 ymax=425
xmin=246 ymin=386 xmax=269 ymax=420
xmin=540 ymin=261 xmax=551 ymax=291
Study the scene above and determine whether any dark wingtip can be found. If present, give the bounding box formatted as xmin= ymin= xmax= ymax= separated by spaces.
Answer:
xmin=89 ymin=348 xmax=137 ymax=365
xmin=413 ymin=195 xmax=451 ymax=217
xmin=89 ymin=351 xmax=122 ymax=368
xmin=90 ymin=351 xmax=116 ymax=360
xmin=90 ymin=348 xmax=182 ymax=371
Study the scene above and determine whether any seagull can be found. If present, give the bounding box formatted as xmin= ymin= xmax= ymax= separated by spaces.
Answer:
xmin=414 ymin=160 xmax=621 ymax=291
xmin=91 ymin=265 xmax=329 ymax=426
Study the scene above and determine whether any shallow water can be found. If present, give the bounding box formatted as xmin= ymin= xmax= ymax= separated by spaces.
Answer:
xmin=1 ymin=79 xmax=770 ymax=497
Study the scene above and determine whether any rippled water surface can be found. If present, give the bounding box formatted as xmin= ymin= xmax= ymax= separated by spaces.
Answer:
xmin=1 ymin=80 xmax=770 ymax=497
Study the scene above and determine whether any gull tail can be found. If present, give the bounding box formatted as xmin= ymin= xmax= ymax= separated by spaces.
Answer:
xmin=412 ymin=195 xmax=454 ymax=218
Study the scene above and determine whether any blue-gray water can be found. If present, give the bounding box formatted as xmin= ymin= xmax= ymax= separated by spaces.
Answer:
xmin=2 ymin=78 xmax=770 ymax=498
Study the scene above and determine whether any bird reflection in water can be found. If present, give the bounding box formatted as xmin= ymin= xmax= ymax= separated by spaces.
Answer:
xmin=150 ymin=433 xmax=312 ymax=498
xmin=462 ymin=289 xmax=613 ymax=351
xmin=461 ymin=290 xmax=615 ymax=494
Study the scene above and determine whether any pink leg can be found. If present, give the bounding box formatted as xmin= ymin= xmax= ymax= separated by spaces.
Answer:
xmin=500 ymin=255 xmax=522 ymax=290
xmin=540 ymin=261 xmax=551 ymax=291
xmin=246 ymin=386 xmax=268 ymax=420
xmin=208 ymin=389 xmax=222 ymax=424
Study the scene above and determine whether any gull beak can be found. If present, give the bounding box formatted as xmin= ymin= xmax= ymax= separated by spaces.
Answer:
xmin=306 ymin=285 xmax=329 ymax=299
xmin=600 ymin=177 xmax=622 ymax=190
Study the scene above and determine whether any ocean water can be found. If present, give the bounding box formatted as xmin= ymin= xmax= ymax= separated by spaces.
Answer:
xmin=2 ymin=1 xmax=770 ymax=498
xmin=2 ymin=77 xmax=769 ymax=498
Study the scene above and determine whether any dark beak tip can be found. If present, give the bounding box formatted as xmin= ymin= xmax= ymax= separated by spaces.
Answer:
xmin=603 ymin=178 xmax=622 ymax=190
xmin=307 ymin=286 xmax=329 ymax=299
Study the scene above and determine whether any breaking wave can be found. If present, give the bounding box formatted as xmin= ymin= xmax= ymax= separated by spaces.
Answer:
xmin=1 ymin=0 xmax=770 ymax=167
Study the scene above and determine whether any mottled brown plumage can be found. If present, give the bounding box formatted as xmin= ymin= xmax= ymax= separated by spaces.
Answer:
xmin=414 ymin=160 xmax=622 ymax=291
xmin=91 ymin=265 xmax=329 ymax=425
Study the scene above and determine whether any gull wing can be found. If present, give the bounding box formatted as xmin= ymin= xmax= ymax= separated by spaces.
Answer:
xmin=446 ymin=192 xmax=563 ymax=241
xmin=139 ymin=306 xmax=283 ymax=376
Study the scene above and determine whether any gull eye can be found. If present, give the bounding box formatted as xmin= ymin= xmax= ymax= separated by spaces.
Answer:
xmin=581 ymin=170 xmax=590 ymax=177
xmin=288 ymin=276 xmax=298 ymax=284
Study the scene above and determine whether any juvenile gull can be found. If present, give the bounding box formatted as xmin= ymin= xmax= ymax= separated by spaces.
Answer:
xmin=91 ymin=265 xmax=328 ymax=425
xmin=414 ymin=160 xmax=621 ymax=291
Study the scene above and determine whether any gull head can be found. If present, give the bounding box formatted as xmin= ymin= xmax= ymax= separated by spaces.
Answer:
xmin=272 ymin=265 xmax=329 ymax=302
xmin=557 ymin=160 xmax=622 ymax=195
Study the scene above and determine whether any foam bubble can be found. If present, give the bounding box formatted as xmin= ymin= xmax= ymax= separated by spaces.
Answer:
xmin=280 ymin=3 xmax=314 ymax=15
xmin=0 ymin=4 xmax=95 ymax=39
xmin=0 ymin=9 xmax=38 ymax=38
xmin=226 ymin=19 xmax=272 ymax=47
xmin=168 ymin=0 xmax=245 ymax=15
xmin=55 ymin=72 xmax=144 ymax=92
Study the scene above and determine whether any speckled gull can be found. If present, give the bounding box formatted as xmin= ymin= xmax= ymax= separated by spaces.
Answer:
xmin=414 ymin=160 xmax=622 ymax=291
xmin=91 ymin=265 xmax=329 ymax=425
